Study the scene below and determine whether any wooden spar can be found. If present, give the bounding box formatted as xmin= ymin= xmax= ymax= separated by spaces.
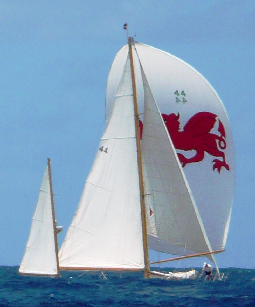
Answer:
xmin=150 ymin=249 xmax=224 ymax=265
xmin=59 ymin=267 xmax=144 ymax=271
xmin=47 ymin=158 xmax=61 ymax=278
xmin=128 ymin=37 xmax=150 ymax=278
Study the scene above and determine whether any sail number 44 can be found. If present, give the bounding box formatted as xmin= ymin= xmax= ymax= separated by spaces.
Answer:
xmin=99 ymin=146 xmax=108 ymax=153
xmin=174 ymin=90 xmax=187 ymax=103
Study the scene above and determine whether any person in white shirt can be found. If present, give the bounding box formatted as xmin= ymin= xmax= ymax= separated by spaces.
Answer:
xmin=199 ymin=262 xmax=213 ymax=280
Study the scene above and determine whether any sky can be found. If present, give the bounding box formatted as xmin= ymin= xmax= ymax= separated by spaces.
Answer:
xmin=0 ymin=0 xmax=254 ymax=268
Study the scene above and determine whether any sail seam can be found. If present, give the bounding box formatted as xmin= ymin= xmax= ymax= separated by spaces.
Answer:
xmin=70 ymin=225 xmax=94 ymax=234
xmin=115 ymin=94 xmax=133 ymax=98
xmin=86 ymin=181 xmax=111 ymax=191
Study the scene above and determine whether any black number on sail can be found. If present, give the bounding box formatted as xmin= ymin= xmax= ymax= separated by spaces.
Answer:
xmin=99 ymin=146 xmax=108 ymax=153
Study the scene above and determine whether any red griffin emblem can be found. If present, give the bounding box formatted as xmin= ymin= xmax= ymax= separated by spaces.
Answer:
xmin=161 ymin=112 xmax=230 ymax=173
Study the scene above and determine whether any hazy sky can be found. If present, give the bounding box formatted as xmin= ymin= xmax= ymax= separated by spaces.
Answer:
xmin=1 ymin=0 xmax=254 ymax=268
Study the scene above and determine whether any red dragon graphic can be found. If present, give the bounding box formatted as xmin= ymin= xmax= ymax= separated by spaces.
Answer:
xmin=139 ymin=112 xmax=230 ymax=173
xmin=161 ymin=112 xmax=230 ymax=173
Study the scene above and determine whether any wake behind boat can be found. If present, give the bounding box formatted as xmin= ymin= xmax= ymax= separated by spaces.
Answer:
xmin=59 ymin=31 xmax=235 ymax=280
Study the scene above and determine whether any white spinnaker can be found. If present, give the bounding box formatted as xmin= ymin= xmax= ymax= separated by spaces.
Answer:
xmin=141 ymin=68 xmax=212 ymax=256
xmin=19 ymin=165 xmax=58 ymax=276
xmin=106 ymin=42 xmax=235 ymax=253
xmin=59 ymin=56 xmax=144 ymax=270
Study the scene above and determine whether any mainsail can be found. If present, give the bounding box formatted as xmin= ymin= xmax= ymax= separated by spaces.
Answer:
xmin=59 ymin=56 xmax=145 ymax=270
xmin=60 ymin=38 xmax=234 ymax=276
xmin=19 ymin=159 xmax=60 ymax=277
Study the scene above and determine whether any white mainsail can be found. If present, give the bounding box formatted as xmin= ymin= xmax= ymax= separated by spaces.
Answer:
xmin=19 ymin=159 xmax=60 ymax=276
xmin=59 ymin=56 xmax=145 ymax=270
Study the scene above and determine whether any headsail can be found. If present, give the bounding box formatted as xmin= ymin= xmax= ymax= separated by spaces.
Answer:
xmin=19 ymin=159 xmax=60 ymax=277
xmin=59 ymin=55 xmax=145 ymax=270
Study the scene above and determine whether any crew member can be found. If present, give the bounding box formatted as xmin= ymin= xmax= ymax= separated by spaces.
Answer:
xmin=199 ymin=262 xmax=213 ymax=280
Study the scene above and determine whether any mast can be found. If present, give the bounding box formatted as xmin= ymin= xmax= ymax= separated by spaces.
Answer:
xmin=47 ymin=158 xmax=61 ymax=278
xmin=128 ymin=37 xmax=150 ymax=278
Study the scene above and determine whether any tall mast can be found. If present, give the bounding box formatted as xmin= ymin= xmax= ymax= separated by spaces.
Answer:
xmin=47 ymin=158 xmax=61 ymax=278
xmin=128 ymin=37 xmax=150 ymax=278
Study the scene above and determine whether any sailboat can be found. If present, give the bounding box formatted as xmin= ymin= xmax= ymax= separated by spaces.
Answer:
xmin=19 ymin=158 xmax=61 ymax=277
xmin=59 ymin=36 xmax=235 ymax=279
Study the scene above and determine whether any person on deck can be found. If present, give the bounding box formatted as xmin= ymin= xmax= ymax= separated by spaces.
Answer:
xmin=199 ymin=262 xmax=213 ymax=280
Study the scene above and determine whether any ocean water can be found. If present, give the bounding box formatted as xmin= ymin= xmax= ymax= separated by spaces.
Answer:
xmin=1 ymin=267 xmax=255 ymax=306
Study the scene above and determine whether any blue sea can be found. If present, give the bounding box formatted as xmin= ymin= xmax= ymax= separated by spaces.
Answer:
xmin=1 ymin=267 xmax=255 ymax=306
